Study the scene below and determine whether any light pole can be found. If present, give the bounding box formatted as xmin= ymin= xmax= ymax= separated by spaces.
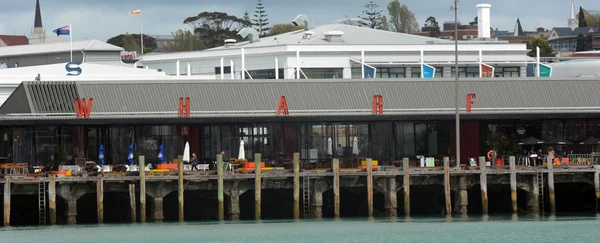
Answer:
xmin=453 ymin=0 xmax=460 ymax=168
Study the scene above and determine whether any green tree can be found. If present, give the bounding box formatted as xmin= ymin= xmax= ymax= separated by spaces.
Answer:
xmin=167 ymin=29 xmax=206 ymax=52
xmin=358 ymin=1 xmax=384 ymax=29
xmin=380 ymin=16 xmax=390 ymax=31
xmin=576 ymin=32 xmax=586 ymax=52
xmin=269 ymin=24 xmax=304 ymax=36
xmin=526 ymin=38 xmax=554 ymax=57
xmin=184 ymin=12 xmax=250 ymax=48
xmin=469 ymin=16 xmax=478 ymax=26
xmin=585 ymin=33 xmax=594 ymax=51
xmin=578 ymin=7 xmax=588 ymax=27
xmin=387 ymin=0 xmax=419 ymax=33
xmin=252 ymin=0 xmax=269 ymax=36
xmin=242 ymin=11 xmax=252 ymax=28
xmin=424 ymin=16 xmax=440 ymax=37
xmin=106 ymin=33 xmax=157 ymax=53
xmin=586 ymin=14 xmax=600 ymax=27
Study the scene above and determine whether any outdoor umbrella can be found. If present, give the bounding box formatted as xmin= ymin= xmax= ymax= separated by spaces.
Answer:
xmin=128 ymin=144 xmax=134 ymax=165
xmin=158 ymin=144 xmax=165 ymax=164
xmin=352 ymin=137 xmax=359 ymax=155
xmin=518 ymin=136 xmax=544 ymax=145
xmin=98 ymin=145 xmax=105 ymax=165
xmin=327 ymin=137 xmax=333 ymax=156
xmin=183 ymin=142 xmax=190 ymax=163
xmin=545 ymin=138 xmax=573 ymax=145
xmin=238 ymin=139 xmax=245 ymax=160
xmin=579 ymin=136 xmax=600 ymax=152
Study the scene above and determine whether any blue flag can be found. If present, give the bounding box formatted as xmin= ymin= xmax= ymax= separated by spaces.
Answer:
xmin=98 ymin=145 xmax=105 ymax=165
xmin=128 ymin=144 xmax=134 ymax=164
xmin=53 ymin=25 xmax=71 ymax=36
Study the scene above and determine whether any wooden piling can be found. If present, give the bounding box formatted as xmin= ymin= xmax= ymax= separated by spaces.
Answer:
xmin=367 ymin=158 xmax=373 ymax=217
xmin=403 ymin=158 xmax=410 ymax=216
xmin=293 ymin=153 xmax=300 ymax=220
xmin=255 ymin=153 xmax=262 ymax=220
xmin=509 ymin=156 xmax=518 ymax=214
xmin=443 ymin=157 xmax=451 ymax=215
xmin=479 ymin=156 xmax=488 ymax=215
xmin=97 ymin=176 xmax=104 ymax=224
xmin=332 ymin=158 xmax=340 ymax=219
xmin=595 ymin=166 xmax=600 ymax=213
xmin=139 ymin=156 xmax=146 ymax=223
xmin=177 ymin=155 xmax=184 ymax=222
xmin=3 ymin=176 xmax=10 ymax=227
xmin=217 ymin=154 xmax=224 ymax=221
xmin=49 ymin=174 xmax=56 ymax=225
xmin=547 ymin=156 xmax=556 ymax=214
xmin=129 ymin=184 xmax=136 ymax=223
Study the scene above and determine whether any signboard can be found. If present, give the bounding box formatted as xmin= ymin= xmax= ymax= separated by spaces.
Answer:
xmin=363 ymin=65 xmax=376 ymax=78
xmin=422 ymin=63 xmax=435 ymax=78
xmin=65 ymin=62 xmax=82 ymax=76
xmin=480 ymin=63 xmax=495 ymax=78
xmin=539 ymin=63 xmax=552 ymax=77
xmin=120 ymin=51 xmax=138 ymax=61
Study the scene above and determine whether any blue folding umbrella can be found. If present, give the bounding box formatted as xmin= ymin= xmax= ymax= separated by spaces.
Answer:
xmin=128 ymin=144 xmax=134 ymax=164
xmin=158 ymin=144 xmax=165 ymax=164
xmin=98 ymin=145 xmax=105 ymax=165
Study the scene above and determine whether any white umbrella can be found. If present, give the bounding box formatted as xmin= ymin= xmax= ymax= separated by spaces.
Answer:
xmin=238 ymin=139 xmax=245 ymax=160
xmin=182 ymin=142 xmax=190 ymax=162
xmin=352 ymin=137 xmax=359 ymax=155
xmin=327 ymin=137 xmax=333 ymax=156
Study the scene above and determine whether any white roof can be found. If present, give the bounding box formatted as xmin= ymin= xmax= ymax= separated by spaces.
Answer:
xmin=548 ymin=60 xmax=600 ymax=77
xmin=0 ymin=40 xmax=123 ymax=57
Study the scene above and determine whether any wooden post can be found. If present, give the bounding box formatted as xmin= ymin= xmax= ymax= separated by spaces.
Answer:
xmin=97 ymin=176 xmax=104 ymax=224
xmin=595 ymin=166 xmax=600 ymax=213
xmin=129 ymin=184 xmax=136 ymax=223
xmin=367 ymin=158 xmax=373 ymax=217
xmin=139 ymin=156 xmax=146 ymax=223
xmin=293 ymin=153 xmax=300 ymax=220
xmin=509 ymin=156 xmax=518 ymax=214
xmin=177 ymin=155 xmax=184 ymax=222
xmin=49 ymin=174 xmax=56 ymax=225
xmin=443 ymin=157 xmax=452 ymax=215
xmin=403 ymin=158 xmax=410 ymax=217
xmin=332 ymin=158 xmax=340 ymax=219
xmin=255 ymin=153 xmax=262 ymax=220
xmin=479 ymin=156 xmax=488 ymax=215
xmin=547 ymin=156 xmax=556 ymax=214
xmin=3 ymin=176 xmax=10 ymax=227
xmin=217 ymin=154 xmax=224 ymax=221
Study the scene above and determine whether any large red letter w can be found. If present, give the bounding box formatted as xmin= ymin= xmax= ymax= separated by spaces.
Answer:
xmin=74 ymin=98 xmax=93 ymax=118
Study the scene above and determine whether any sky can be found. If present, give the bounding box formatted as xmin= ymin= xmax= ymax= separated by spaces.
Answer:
xmin=0 ymin=0 xmax=597 ymax=41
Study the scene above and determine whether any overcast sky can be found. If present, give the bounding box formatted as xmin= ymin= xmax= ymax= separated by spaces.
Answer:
xmin=0 ymin=0 xmax=596 ymax=41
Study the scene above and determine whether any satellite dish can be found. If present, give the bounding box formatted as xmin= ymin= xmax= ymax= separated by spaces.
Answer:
xmin=292 ymin=14 xmax=312 ymax=31
xmin=238 ymin=28 xmax=260 ymax=43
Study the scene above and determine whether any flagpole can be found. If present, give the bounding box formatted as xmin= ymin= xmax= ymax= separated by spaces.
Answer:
xmin=70 ymin=24 xmax=73 ymax=62
xmin=140 ymin=11 xmax=144 ymax=61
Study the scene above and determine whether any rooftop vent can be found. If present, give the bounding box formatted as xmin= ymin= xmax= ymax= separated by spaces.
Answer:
xmin=303 ymin=31 xmax=315 ymax=39
xmin=238 ymin=28 xmax=260 ymax=43
xmin=323 ymin=31 xmax=344 ymax=42
xmin=224 ymin=39 xmax=237 ymax=47
xmin=292 ymin=14 xmax=312 ymax=31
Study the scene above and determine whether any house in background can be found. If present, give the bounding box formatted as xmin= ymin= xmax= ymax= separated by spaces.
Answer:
xmin=0 ymin=35 xmax=29 ymax=47
xmin=547 ymin=27 xmax=597 ymax=54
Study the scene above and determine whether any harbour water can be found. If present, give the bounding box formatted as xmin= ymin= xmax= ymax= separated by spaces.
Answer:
xmin=1 ymin=215 xmax=599 ymax=243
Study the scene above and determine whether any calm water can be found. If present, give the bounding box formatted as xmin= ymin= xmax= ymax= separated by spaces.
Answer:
xmin=1 ymin=215 xmax=599 ymax=243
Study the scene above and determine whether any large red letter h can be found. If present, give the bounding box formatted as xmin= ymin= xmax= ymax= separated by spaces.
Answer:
xmin=372 ymin=95 xmax=383 ymax=115
xmin=179 ymin=97 xmax=191 ymax=117
xmin=74 ymin=98 xmax=93 ymax=118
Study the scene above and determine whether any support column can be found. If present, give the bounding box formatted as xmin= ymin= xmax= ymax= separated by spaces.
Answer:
xmin=311 ymin=188 xmax=323 ymax=219
xmin=97 ymin=176 xmax=104 ymax=224
xmin=384 ymin=177 xmax=398 ymax=217
xmin=547 ymin=156 xmax=556 ymax=214
xmin=255 ymin=153 xmax=262 ymax=220
xmin=403 ymin=158 xmax=410 ymax=217
xmin=594 ymin=165 xmax=600 ymax=213
xmin=57 ymin=184 xmax=86 ymax=225
xmin=509 ymin=156 xmax=518 ymax=214
xmin=479 ymin=156 xmax=489 ymax=215
xmin=152 ymin=197 xmax=164 ymax=222
xmin=65 ymin=198 xmax=78 ymax=225
xmin=3 ymin=176 xmax=10 ymax=227
xmin=332 ymin=158 xmax=340 ymax=219
xmin=443 ymin=157 xmax=452 ymax=215
xmin=367 ymin=158 xmax=373 ymax=217
xmin=454 ymin=176 xmax=468 ymax=215
xmin=293 ymin=153 xmax=300 ymax=220
xmin=129 ymin=184 xmax=136 ymax=223
xmin=177 ymin=155 xmax=184 ymax=222
xmin=227 ymin=194 xmax=241 ymax=220
xmin=217 ymin=154 xmax=224 ymax=221
xmin=139 ymin=156 xmax=146 ymax=223
xmin=147 ymin=181 xmax=172 ymax=223
xmin=527 ymin=174 xmax=540 ymax=213
xmin=49 ymin=175 xmax=56 ymax=225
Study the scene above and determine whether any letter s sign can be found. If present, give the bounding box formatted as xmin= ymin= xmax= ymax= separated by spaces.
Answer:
xmin=65 ymin=62 xmax=82 ymax=76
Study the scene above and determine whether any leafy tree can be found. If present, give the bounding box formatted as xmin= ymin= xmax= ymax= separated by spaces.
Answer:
xmin=578 ymin=7 xmax=588 ymax=27
xmin=586 ymin=14 xmax=600 ymax=27
xmin=469 ymin=16 xmax=478 ymax=26
xmin=183 ymin=12 xmax=250 ymax=48
xmin=585 ymin=33 xmax=594 ymax=51
xmin=358 ymin=1 xmax=384 ymax=29
xmin=242 ymin=11 xmax=252 ymax=28
xmin=424 ymin=16 xmax=440 ymax=37
xmin=526 ymin=38 xmax=554 ymax=57
xmin=167 ymin=29 xmax=206 ymax=52
xmin=387 ymin=0 xmax=419 ymax=34
xmin=269 ymin=24 xmax=304 ymax=36
xmin=380 ymin=16 xmax=390 ymax=31
xmin=252 ymin=0 xmax=269 ymax=36
xmin=106 ymin=33 xmax=157 ymax=53
xmin=576 ymin=32 xmax=586 ymax=52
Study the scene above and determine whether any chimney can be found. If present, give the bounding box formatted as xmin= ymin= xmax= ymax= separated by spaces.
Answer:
xmin=476 ymin=4 xmax=492 ymax=39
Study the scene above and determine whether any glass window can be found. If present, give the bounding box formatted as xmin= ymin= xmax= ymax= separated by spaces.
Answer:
xmin=411 ymin=67 xmax=421 ymax=78
xmin=435 ymin=67 xmax=443 ymax=78
xmin=246 ymin=69 xmax=284 ymax=79
xmin=415 ymin=124 xmax=427 ymax=156
xmin=214 ymin=66 xmax=232 ymax=74
xmin=451 ymin=67 xmax=478 ymax=77
xmin=495 ymin=67 xmax=520 ymax=77
xmin=109 ymin=126 xmax=135 ymax=165
xmin=12 ymin=127 xmax=35 ymax=165
xmin=370 ymin=123 xmax=394 ymax=162
xmin=351 ymin=67 xmax=362 ymax=79
xmin=302 ymin=68 xmax=343 ymax=79
xmin=395 ymin=123 xmax=415 ymax=158
xmin=35 ymin=126 xmax=59 ymax=167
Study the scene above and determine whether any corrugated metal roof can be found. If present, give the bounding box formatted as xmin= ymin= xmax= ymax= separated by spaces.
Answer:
xmin=2 ymin=78 xmax=600 ymax=120
xmin=0 ymin=40 xmax=123 ymax=57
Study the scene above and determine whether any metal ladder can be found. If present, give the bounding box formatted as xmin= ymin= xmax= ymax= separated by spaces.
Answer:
xmin=537 ymin=172 xmax=545 ymax=213
xmin=302 ymin=174 xmax=311 ymax=218
xmin=38 ymin=181 xmax=46 ymax=225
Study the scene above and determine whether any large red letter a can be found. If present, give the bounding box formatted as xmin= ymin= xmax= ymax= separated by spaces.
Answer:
xmin=276 ymin=96 xmax=289 ymax=116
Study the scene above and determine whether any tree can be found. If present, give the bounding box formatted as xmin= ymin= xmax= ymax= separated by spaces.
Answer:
xmin=358 ymin=1 xmax=384 ymax=29
xmin=526 ymin=38 xmax=554 ymax=57
xmin=469 ymin=16 xmax=478 ymax=26
xmin=387 ymin=0 xmax=419 ymax=34
xmin=578 ymin=7 xmax=588 ymax=27
xmin=586 ymin=14 xmax=600 ymax=27
xmin=380 ymin=16 xmax=390 ymax=31
xmin=167 ymin=29 xmax=206 ymax=52
xmin=106 ymin=33 xmax=157 ymax=53
xmin=252 ymin=0 xmax=269 ymax=36
xmin=242 ymin=11 xmax=252 ymax=28
xmin=183 ymin=12 xmax=251 ymax=48
xmin=269 ymin=24 xmax=304 ymax=36
xmin=424 ymin=16 xmax=440 ymax=37
xmin=576 ymin=32 xmax=586 ymax=52
xmin=585 ymin=33 xmax=594 ymax=51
